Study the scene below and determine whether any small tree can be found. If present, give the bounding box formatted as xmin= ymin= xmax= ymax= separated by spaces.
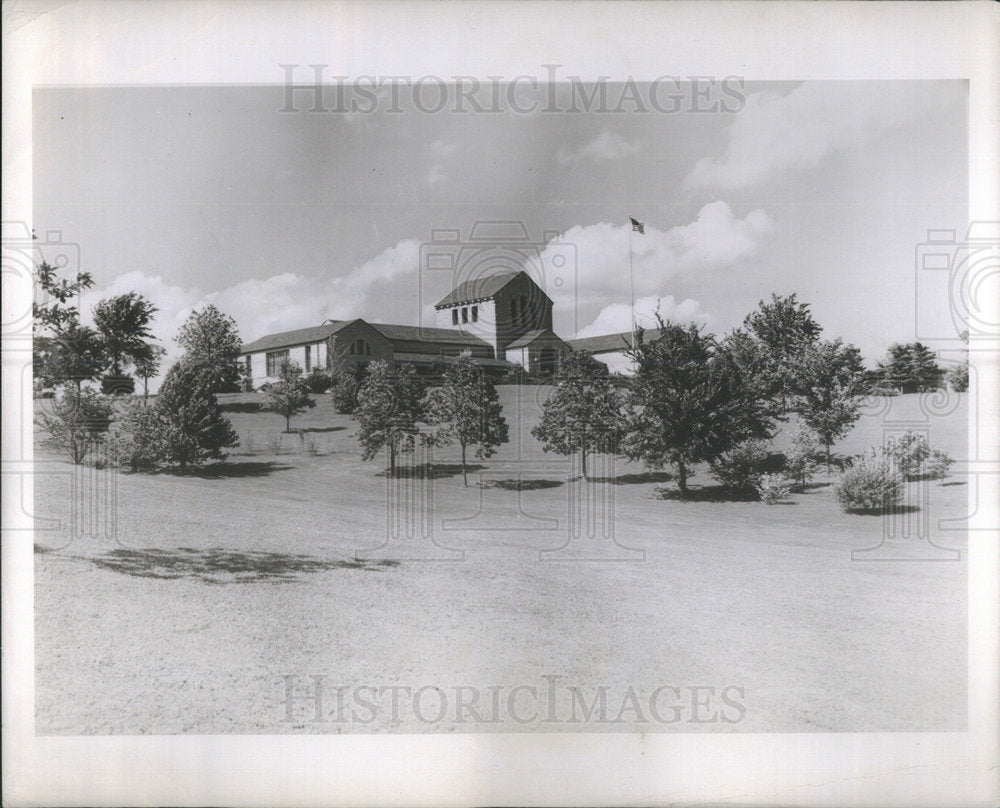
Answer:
xmin=36 ymin=386 xmax=114 ymax=465
xmin=531 ymin=352 xmax=624 ymax=481
xmin=948 ymin=330 xmax=970 ymax=392
xmin=262 ymin=359 xmax=315 ymax=431
xmin=93 ymin=292 xmax=158 ymax=394
xmin=784 ymin=423 xmax=820 ymax=489
xmin=835 ymin=447 xmax=905 ymax=513
xmin=133 ymin=344 xmax=167 ymax=404
xmin=788 ymin=339 xmax=866 ymax=472
xmin=355 ymin=360 xmax=424 ymax=475
xmin=175 ymin=305 xmax=242 ymax=393
xmin=887 ymin=430 xmax=930 ymax=480
xmin=623 ymin=318 xmax=779 ymax=497
xmin=146 ymin=362 xmax=239 ymax=468
xmin=425 ymin=352 xmax=510 ymax=486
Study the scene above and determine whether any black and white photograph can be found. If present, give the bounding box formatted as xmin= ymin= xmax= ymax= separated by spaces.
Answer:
xmin=3 ymin=2 xmax=998 ymax=806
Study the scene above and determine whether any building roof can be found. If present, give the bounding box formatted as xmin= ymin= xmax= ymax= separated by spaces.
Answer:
xmin=240 ymin=321 xmax=351 ymax=354
xmin=433 ymin=272 xmax=522 ymax=309
xmin=368 ymin=322 xmax=491 ymax=348
xmin=505 ymin=328 xmax=568 ymax=350
xmin=564 ymin=331 xmax=636 ymax=354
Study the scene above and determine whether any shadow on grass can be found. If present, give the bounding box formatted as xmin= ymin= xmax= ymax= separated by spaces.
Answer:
xmin=843 ymin=505 xmax=922 ymax=516
xmin=481 ymin=478 xmax=564 ymax=491
xmin=376 ymin=463 xmax=487 ymax=480
xmin=84 ymin=547 xmax=398 ymax=583
xmin=297 ymin=426 xmax=347 ymax=434
xmin=161 ymin=461 xmax=294 ymax=479
xmin=651 ymin=484 xmax=767 ymax=503
xmin=795 ymin=481 xmax=833 ymax=493
xmin=589 ymin=471 xmax=675 ymax=486
xmin=941 ymin=481 xmax=967 ymax=487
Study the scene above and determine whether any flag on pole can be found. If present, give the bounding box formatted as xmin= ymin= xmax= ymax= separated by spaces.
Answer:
xmin=630 ymin=217 xmax=644 ymax=235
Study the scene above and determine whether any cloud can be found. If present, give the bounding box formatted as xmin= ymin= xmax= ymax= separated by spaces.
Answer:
xmin=574 ymin=295 xmax=712 ymax=340
xmin=425 ymin=164 xmax=446 ymax=187
xmin=685 ymin=81 xmax=966 ymax=189
xmin=556 ymin=129 xmax=639 ymax=166
xmin=538 ymin=202 xmax=772 ymax=335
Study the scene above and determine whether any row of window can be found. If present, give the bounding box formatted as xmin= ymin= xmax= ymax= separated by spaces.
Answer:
xmin=263 ymin=339 xmax=372 ymax=376
xmin=451 ymin=305 xmax=479 ymax=325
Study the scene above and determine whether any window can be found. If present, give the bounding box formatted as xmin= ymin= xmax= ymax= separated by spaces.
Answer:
xmin=350 ymin=339 xmax=372 ymax=357
xmin=461 ymin=307 xmax=469 ymax=324
xmin=305 ymin=345 xmax=311 ymax=372
xmin=266 ymin=349 xmax=289 ymax=376
xmin=452 ymin=309 xmax=459 ymax=325
xmin=471 ymin=306 xmax=478 ymax=322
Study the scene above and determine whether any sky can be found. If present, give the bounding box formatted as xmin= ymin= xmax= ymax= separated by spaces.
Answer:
xmin=33 ymin=80 xmax=968 ymax=380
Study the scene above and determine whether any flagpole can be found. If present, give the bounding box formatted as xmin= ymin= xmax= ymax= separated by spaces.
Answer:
xmin=628 ymin=219 xmax=636 ymax=351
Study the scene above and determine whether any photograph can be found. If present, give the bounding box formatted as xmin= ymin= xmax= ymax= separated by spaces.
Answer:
xmin=4 ymin=2 xmax=998 ymax=806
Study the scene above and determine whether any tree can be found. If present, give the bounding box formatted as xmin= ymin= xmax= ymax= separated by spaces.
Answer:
xmin=742 ymin=293 xmax=822 ymax=409
xmin=145 ymin=362 xmax=239 ymax=468
xmin=36 ymin=386 xmax=114 ymax=465
xmin=355 ymin=361 xmax=424 ymax=476
xmin=133 ymin=344 xmax=167 ymax=403
xmin=948 ymin=330 xmax=969 ymax=392
xmin=623 ymin=318 xmax=779 ymax=497
xmin=33 ymin=322 xmax=107 ymax=392
xmin=327 ymin=340 xmax=362 ymax=414
xmin=425 ymin=352 xmax=510 ymax=486
xmin=93 ymin=293 xmax=158 ymax=394
xmin=33 ymin=260 xmax=104 ymax=392
xmin=262 ymin=359 xmax=316 ymax=431
xmin=531 ymin=352 xmax=624 ymax=481
xmin=876 ymin=342 xmax=944 ymax=394
xmin=175 ymin=305 xmax=242 ymax=392
xmin=788 ymin=339 xmax=866 ymax=471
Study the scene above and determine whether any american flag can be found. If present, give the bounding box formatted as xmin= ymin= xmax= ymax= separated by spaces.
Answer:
xmin=630 ymin=217 xmax=644 ymax=235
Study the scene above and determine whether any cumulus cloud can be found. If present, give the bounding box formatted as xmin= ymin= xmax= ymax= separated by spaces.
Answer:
xmin=574 ymin=294 xmax=712 ymax=340
xmin=685 ymin=81 xmax=966 ymax=189
xmin=556 ymin=129 xmax=639 ymax=166
xmin=538 ymin=201 xmax=771 ymax=335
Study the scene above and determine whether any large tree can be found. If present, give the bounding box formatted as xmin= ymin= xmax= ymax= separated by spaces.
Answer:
xmin=175 ymin=305 xmax=242 ymax=392
xmin=355 ymin=360 xmax=424 ymax=475
xmin=623 ymin=318 xmax=779 ymax=497
xmin=788 ymin=338 xmax=866 ymax=470
xmin=531 ymin=351 xmax=625 ymax=481
xmin=93 ymin=292 xmax=158 ymax=393
xmin=876 ymin=342 xmax=945 ymax=394
xmin=424 ymin=352 xmax=509 ymax=486
xmin=262 ymin=359 xmax=315 ymax=431
xmin=741 ymin=293 xmax=822 ymax=410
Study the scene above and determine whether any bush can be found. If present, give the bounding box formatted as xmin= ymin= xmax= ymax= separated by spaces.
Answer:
xmin=784 ymin=424 xmax=819 ymax=488
xmin=755 ymin=473 xmax=792 ymax=504
xmin=36 ymin=386 xmax=114 ymax=465
xmin=709 ymin=439 xmax=769 ymax=496
xmin=834 ymin=448 xmax=904 ymax=513
xmin=947 ymin=362 xmax=969 ymax=392
xmin=923 ymin=449 xmax=954 ymax=482
xmin=887 ymin=430 xmax=930 ymax=480
xmin=305 ymin=370 xmax=334 ymax=394
xmin=113 ymin=402 xmax=165 ymax=471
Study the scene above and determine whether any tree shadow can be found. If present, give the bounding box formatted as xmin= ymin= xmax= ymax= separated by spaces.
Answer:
xmin=795 ymin=481 xmax=833 ymax=494
xmin=82 ymin=547 xmax=398 ymax=584
xmin=941 ymin=481 xmax=967 ymax=487
xmin=843 ymin=505 xmax=922 ymax=516
xmin=297 ymin=426 xmax=347 ymax=434
xmin=161 ymin=461 xmax=294 ymax=479
xmin=651 ymin=484 xmax=754 ymax=503
xmin=589 ymin=471 xmax=675 ymax=486
xmin=377 ymin=463 xmax=487 ymax=480
xmin=481 ymin=478 xmax=564 ymax=491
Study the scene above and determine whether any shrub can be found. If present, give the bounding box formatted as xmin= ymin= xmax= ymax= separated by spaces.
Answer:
xmin=36 ymin=386 xmax=114 ymax=465
xmin=834 ymin=448 xmax=904 ymax=513
xmin=709 ymin=439 xmax=769 ymax=497
xmin=887 ymin=430 xmax=930 ymax=480
xmin=114 ymin=402 xmax=165 ymax=471
xmin=784 ymin=424 xmax=819 ymax=489
xmin=305 ymin=370 xmax=334 ymax=394
xmin=923 ymin=449 xmax=954 ymax=482
xmin=755 ymin=473 xmax=792 ymax=504
xmin=947 ymin=362 xmax=968 ymax=393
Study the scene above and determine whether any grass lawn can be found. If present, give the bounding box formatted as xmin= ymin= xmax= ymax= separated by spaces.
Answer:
xmin=33 ymin=388 xmax=968 ymax=733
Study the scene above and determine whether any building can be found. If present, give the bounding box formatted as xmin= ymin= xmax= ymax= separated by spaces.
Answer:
xmin=239 ymin=270 xmax=629 ymax=387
